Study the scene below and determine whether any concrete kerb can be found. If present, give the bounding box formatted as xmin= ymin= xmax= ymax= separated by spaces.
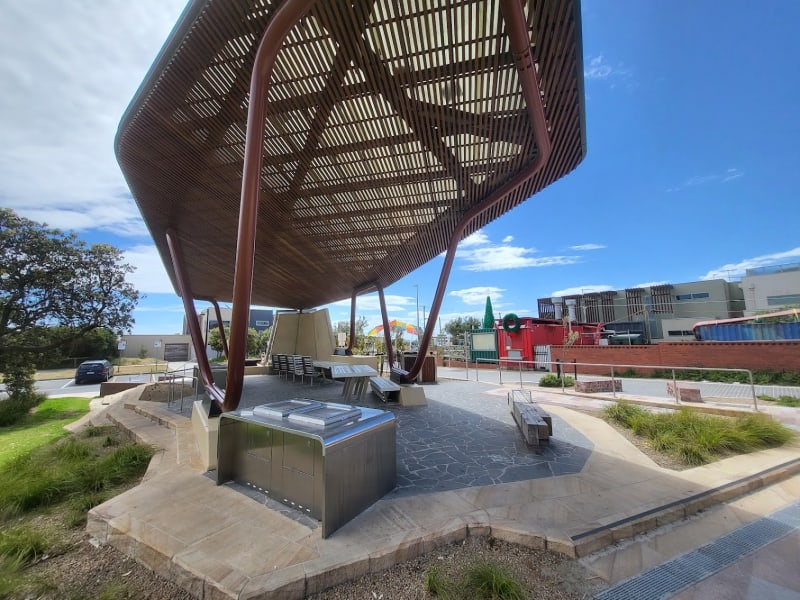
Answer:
xmin=85 ymin=380 xmax=800 ymax=598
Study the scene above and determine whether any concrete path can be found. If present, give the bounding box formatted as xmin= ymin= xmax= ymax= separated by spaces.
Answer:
xmin=83 ymin=374 xmax=800 ymax=599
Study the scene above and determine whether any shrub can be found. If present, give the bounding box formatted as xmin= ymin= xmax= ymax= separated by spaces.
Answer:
xmin=463 ymin=562 xmax=526 ymax=600
xmin=538 ymin=374 xmax=574 ymax=388
xmin=603 ymin=402 xmax=794 ymax=466
xmin=0 ymin=393 xmax=44 ymax=427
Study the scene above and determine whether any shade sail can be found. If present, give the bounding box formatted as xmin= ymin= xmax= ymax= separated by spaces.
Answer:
xmin=116 ymin=0 xmax=586 ymax=310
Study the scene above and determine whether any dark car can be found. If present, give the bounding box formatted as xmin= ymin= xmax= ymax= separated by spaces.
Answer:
xmin=74 ymin=360 xmax=114 ymax=384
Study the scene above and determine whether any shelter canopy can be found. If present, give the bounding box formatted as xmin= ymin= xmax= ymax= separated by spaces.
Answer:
xmin=116 ymin=0 xmax=586 ymax=310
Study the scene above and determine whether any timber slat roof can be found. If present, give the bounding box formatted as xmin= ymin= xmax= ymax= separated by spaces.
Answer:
xmin=116 ymin=0 xmax=586 ymax=309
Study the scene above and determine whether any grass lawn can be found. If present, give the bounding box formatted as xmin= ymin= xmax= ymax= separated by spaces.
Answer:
xmin=0 ymin=397 xmax=90 ymax=468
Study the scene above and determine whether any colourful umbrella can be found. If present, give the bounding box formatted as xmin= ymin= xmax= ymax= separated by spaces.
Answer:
xmin=367 ymin=320 xmax=420 ymax=336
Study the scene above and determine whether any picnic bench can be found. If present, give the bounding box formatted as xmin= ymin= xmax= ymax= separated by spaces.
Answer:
xmin=370 ymin=376 xmax=401 ymax=402
xmin=508 ymin=390 xmax=553 ymax=447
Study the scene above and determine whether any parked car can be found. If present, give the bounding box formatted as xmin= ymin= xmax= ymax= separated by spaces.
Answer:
xmin=74 ymin=360 xmax=114 ymax=384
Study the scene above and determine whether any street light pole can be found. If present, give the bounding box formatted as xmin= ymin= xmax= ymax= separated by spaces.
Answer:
xmin=414 ymin=284 xmax=420 ymax=338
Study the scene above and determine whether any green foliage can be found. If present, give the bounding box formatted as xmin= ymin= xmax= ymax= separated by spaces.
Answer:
xmin=603 ymin=401 xmax=795 ymax=465
xmin=0 ymin=427 xmax=154 ymax=517
xmin=0 ymin=208 xmax=138 ymax=398
xmin=758 ymin=394 xmax=800 ymax=407
xmin=0 ymin=392 xmax=44 ymax=427
xmin=0 ymin=525 xmax=51 ymax=567
xmin=0 ymin=397 xmax=90 ymax=469
xmin=425 ymin=564 xmax=452 ymax=598
xmin=462 ymin=562 xmax=527 ymax=600
xmin=648 ymin=368 xmax=800 ymax=386
xmin=538 ymin=374 xmax=574 ymax=388
xmin=208 ymin=326 xmax=262 ymax=357
xmin=444 ymin=316 xmax=482 ymax=344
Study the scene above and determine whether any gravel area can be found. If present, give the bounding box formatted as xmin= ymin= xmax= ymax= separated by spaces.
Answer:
xmin=22 ymin=529 xmax=196 ymax=600
xmin=307 ymin=536 xmax=606 ymax=600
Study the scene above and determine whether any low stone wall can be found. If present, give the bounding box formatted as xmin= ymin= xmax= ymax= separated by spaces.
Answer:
xmin=574 ymin=379 xmax=622 ymax=394
xmin=667 ymin=381 xmax=702 ymax=402
xmin=99 ymin=382 xmax=142 ymax=397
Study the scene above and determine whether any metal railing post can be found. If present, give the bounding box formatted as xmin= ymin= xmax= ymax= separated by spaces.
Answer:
xmin=672 ymin=369 xmax=679 ymax=405
xmin=497 ymin=359 xmax=502 ymax=385
xmin=611 ymin=365 xmax=616 ymax=399
xmin=519 ymin=360 xmax=523 ymax=388
xmin=748 ymin=370 xmax=758 ymax=411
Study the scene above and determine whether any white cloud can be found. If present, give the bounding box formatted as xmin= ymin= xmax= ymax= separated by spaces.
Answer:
xmin=453 ymin=231 xmax=580 ymax=271
xmin=701 ymin=247 xmax=800 ymax=281
xmin=667 ymin=168 xmax=744 ymax=192
xmin=633 ymin=281 xmax=669 ymax=289
xmin=569 ymin=243 xmax=606 ymax=251
xmin=583 ymin=55 xmax=632 ymax=82
xmin=551 ymin=285 xmax=614 ymax=297
xmin=0 ymin=0 xmax=186 ymax=235
xmin=123 ymin=244 xmax=176 ymax=295
xmin=329 ymin=293 xmax=412 ymax=314
xmin=459 ymin=230 xmax=491 ymax=247
xmin=449 ymin=287 xmax=505 ymax=305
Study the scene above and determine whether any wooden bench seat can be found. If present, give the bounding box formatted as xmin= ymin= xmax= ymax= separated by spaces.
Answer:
xmin=511 ymin=400 xmax=553 ymax=447
xmin=370 ymin=376 xmax=401 ymax=402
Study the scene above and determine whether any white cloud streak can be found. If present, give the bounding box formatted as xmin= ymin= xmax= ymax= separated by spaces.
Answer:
xmin=123 ymin=244 xmax=176 ymax=295
xmin=701 ymin=247 xmax=800 ymax=281
xmin=551 ymin=285 xmax=614 ymax=297
xmin=449 ymin=286 xmax=505 ymax=305
xmin=456 ymin=229 xmax=580 ymax=272
xmin=569 ymin=243 xmax=606 ymax=251
xmin=667 ymin=168 xmax=744 ymax=192
xmin=0 ymin=0 xmax=186 ymax=235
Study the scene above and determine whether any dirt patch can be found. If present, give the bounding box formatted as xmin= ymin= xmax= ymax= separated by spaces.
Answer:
xmin=308 ymin=536 xmax=607 ymax=600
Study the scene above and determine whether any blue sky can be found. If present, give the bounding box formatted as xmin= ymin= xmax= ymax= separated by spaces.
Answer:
xmin=2 ymin=1 xmax=798 ymax=335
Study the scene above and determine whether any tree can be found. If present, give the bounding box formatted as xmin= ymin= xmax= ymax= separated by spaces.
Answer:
xmin=444 ymin=316 xmax=482 ymax=344
xmin=208 ymin=327 xmax=260 ymax=357
xmin=482 ymin=296 xmax=495 ymax=329
xmin=0 ymin=209 xmax=139 ymax=398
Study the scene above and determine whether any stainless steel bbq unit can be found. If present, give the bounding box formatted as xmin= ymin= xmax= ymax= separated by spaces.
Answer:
xmin=217 ymin=400 xmax=396 ymax=537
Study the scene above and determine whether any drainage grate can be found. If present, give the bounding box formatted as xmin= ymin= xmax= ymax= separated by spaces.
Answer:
xmin=595 ymin=502 xmax=800 ymax=599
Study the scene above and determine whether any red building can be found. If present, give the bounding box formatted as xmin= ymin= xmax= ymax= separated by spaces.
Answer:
xmin=493 ymin=316 xmax=602 ymax=368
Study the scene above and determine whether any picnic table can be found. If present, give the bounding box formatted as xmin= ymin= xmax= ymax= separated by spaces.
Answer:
xmin=313 ymin=361 xmax=378 ymax=401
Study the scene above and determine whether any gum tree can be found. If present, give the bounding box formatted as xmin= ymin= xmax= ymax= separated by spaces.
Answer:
xmin=0 ymin=209 xmax=139 ymax=399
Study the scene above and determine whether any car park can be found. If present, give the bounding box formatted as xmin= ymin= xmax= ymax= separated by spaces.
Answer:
xmin=74 ymin=360 xmax=114 ymax=384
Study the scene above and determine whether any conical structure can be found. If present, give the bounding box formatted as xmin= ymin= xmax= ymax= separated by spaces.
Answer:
xmin=483 ymin=296 xmax=495 ymax=328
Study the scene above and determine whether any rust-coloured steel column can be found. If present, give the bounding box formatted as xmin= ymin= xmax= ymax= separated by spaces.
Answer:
xmin=407 ymin=0 xmax=552 ymax=381
xmin=224 ymin=0 xmax=316 ymax=412
xmin=165 ymin=229 xmax=225 ymax=408
xmin=377 ymin=284 xmax=394 ymax=368
xmin=211 ymin=299 xmax=229 ymax=359
xmin=347 ymin=289 xmax=357 ymax=353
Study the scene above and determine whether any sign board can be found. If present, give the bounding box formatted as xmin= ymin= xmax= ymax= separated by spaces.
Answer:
xmin=153 ymin=341 xmax=162 ymax=348
xmin=117 ymin=341 xmax=127 ymax=351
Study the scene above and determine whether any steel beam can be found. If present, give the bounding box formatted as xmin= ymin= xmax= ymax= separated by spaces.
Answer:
xmin=224 ymin=0 xmax=317 ymax=412
xmin=406 ymin=0 xmax=553 ymax=380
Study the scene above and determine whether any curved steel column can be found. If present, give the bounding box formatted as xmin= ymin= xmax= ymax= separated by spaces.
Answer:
xmin=224 ymin=0 xmax=317 ymax=412
xmin=406 ymin=0 xmax=552 ymax=380
xmin=211 ymin=299 xmax=229 ymax=359
xmin=377 ymin=284 xmax=394 ymax=368
xmin=165 ymin=229 xmax=225 ymax=408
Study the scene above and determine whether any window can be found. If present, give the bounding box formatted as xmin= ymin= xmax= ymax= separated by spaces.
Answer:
xmin=767 ymin=294 xmax=800 ymax=306
xmin=667 ymin=330 xmax=695 ymax=336
xmin=676 ymin=292 xmax=709 ymax=300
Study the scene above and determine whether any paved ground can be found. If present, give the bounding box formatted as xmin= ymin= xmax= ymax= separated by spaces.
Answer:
xmin=83 ymin=370 xmax=800 ymax=599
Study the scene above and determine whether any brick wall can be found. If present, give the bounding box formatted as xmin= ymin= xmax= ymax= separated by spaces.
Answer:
xmin=551 ymin=341 xmax=800 ymax=375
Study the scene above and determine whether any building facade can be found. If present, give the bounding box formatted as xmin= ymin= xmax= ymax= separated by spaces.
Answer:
xmin=538 ymin=279 xmax=745 ymax=342
xmin=186 ymin=307 xmax=275 ymax=342
xmin=740 ymin=263 xmax=800 ymax=316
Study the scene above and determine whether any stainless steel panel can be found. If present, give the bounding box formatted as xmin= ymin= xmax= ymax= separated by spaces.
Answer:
xmin=217 ymin=400 xmax=396 ymax=537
